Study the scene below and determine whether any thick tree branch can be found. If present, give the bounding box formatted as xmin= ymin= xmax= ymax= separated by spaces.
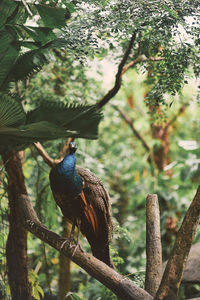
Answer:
xmin=33 ymin=142 xmax=59 ymax=167
xmin=97 ymin=32 xmax=137 ymax=109
xmin=34 ymin=138 xmax=73 ymax=168
xmin=19 ymin=194 xmax=152 ymax=300
xmin=97 ymin=46 xmax=163 ymax=109
xmin=155 ymin=185 xmax=200 ymax=300
xmin=145 ymin=194 xmax=162 ymax=297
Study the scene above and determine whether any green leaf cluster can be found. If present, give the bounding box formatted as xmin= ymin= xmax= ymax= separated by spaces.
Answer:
xmin=0 ymin=93 xmax=102 ymax=152
xmin=0 ymin=0 xmax=72 ymax=90
xmin=0 ymin=0 xmax=103 ymax=153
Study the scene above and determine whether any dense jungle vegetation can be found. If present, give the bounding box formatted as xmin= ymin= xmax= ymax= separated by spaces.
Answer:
xmin=0 ymin=0 xmax=200 ymax=299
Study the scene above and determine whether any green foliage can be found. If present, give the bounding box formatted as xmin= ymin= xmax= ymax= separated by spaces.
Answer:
xmin=0 ymin=0 xmax=71 ymax=90
xmin=0 ymin=92 xmax=26 ymax=127
xmin=66 ymin=292 xmax=84 ymax=300
xmin=0 ymin=95 xmax=102 ymax=152
xmin=29 ymin=270 xmax=44 ymax=300
xmin=0 ymin=1 xmax=103 ymax=153
xmin=0 ymin=0 xmax=200 ymax=299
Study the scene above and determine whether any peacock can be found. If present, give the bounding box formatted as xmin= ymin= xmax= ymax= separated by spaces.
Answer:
xmin=49 ymin=142 xmax=114 ymax=268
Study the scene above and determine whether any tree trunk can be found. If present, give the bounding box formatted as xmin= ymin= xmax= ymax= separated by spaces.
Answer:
xmin=2 ymin=151 xmax=31 ymax=300
xmin=58 ymin=218 xmax=71 ymax=300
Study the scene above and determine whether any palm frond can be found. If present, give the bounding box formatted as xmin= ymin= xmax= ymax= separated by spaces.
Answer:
xmin=27 ymin=101 xmax=103 ymax=139
xmin=0 ymin=99 xmax=103 ymax=153
xmin=0 ymin=93 xmax=26 ymax=127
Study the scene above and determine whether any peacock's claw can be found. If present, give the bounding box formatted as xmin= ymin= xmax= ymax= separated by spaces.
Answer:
xmin=59 ymin=238 xmax=69 ymax=250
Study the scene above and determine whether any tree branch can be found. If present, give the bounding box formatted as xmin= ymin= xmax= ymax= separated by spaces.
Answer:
xmin=155 ymin=185 xmax=200 ymax=300
xmin=122 ymin=55 xmax=163 ymax=76
xmin=97 ymin=32 xmax=137 ymax=109
xmin=59 ymin=138 xmax=73 ymax=159
xmin=96 ymin=37 xmax=163 ymax=109
xmin=113 ymin=105 xmax=151 ymax=153
xmin=145 ymin=194 xmax=162 ymax=297
xmin=33 ymin=142 xmax=60 ymax=168
xmin=19 ymin=194 xmax=152 ymax=300
xmin=165 ymin=106 xmax=185 ymax=131
xmin=34 ymin=138 xmax=73 ymax=168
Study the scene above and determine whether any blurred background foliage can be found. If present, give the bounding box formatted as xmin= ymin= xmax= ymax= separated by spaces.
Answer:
xmin=0 ymin=0 xmax=200 ymax=299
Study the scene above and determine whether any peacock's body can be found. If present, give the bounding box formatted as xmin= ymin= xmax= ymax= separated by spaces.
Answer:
xmin=49 ymin=142 xmax=114 ymax=268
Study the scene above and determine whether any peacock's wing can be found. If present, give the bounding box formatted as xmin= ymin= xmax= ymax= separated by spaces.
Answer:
xmin=76 ymin=165 xmax=114 ymax=268
xmin=76 ymin=166 xmax=113 ymax=241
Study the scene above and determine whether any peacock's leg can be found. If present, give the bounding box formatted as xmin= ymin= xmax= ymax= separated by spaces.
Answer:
xmin=69 ymin=219 xmax=76 ymax=245
xmin=71 ymin=219 xmax=83 ymax=257
xmin=60 ymin=219 xmax=76 ymax=250
xmin=60 ymin=219 xmax=83 ymax=256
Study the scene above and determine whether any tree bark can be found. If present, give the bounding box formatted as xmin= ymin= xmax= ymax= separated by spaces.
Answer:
xmin=19 ymin=194 xmax=153 ymax=300
xmin=2 ymin=151 xmax=31 ymax=300
xmin=58 ymin=218 xmax=71 ymax=300
xmin=145 ymin=194 xmax=162 ymax=296
xmin=155 ymin=185 xmax=200 ymax=300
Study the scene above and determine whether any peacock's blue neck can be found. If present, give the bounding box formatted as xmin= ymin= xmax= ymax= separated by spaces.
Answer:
xmin=56 ymin=153 xmax=83 ymax=195
xmin=57 ymin=153 xmax=76 ymax=177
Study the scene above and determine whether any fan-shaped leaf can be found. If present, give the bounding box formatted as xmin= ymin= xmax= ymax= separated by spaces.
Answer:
xmin=0 ymin=93 xmax=26 ymax=127
xmin=3 ymin=38 xmax=67 ymax=85
xmin=27 ymin=101 xmax=103 ymax=139
xmin=11 ymin=48 xmax=50 ymax=81
xmin=0 ymin=101 xmax=102 ymax=153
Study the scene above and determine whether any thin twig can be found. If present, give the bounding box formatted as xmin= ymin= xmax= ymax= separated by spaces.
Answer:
xmin=97 ymin=31 xmax=163 ymax=109
xmin=113 ymin=105 xmax=151 ymax=153
xmin=34 ymin=138 xmax=73 ymax=168
xmin=59 ymin=138 xmax=73 ymax=159
xmin=165 ymin=106 xmax=185 ymax=131
xmin=122 ymin=55 xmax=163 ymax=76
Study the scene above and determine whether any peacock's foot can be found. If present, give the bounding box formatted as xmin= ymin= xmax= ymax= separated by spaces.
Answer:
xmin=59 ymin=238 xmax=83 ymax=257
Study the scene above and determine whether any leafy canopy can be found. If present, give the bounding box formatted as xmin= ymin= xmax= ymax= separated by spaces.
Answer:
xmin=0 ymin=0 xmax=102 ymax=152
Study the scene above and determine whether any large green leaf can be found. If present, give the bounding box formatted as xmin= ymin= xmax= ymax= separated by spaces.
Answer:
xmin=27 ymin=101 xmax=103 ymax=138
xmin=0 ymin=1 xmax=71 ymax=91
xmin=0 ymin=0 xmax=17 ymax=29
xmin=6 ymin=2 xmax=28 ymax=25
xmin=10 ymin=25 xmax=56 ymax=44
xmin=0 ymin=30 xmax=20 ymax=89
xmin=0 ymin=93 xmax=26 ymax=127
xmin=1 ymin=38 xmax=67 ymax=88
xmin=35 ymin=4 xmax=70 ymax=28
xmin=0 ymin=98 xmax=102 ymax=153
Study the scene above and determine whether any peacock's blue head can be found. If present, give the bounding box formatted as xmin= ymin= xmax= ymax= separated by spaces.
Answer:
xmin=69 ymin=142 xmax=77 ymax=154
